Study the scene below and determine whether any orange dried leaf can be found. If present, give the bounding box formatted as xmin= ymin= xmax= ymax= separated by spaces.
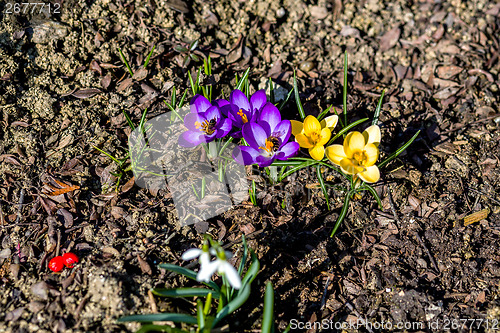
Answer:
xmin=45 ymin=179 xmax=80 ymax=196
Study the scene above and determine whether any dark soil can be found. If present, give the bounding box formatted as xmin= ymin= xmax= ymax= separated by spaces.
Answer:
xmin=1 ymin=0 xmax=500 ymax=332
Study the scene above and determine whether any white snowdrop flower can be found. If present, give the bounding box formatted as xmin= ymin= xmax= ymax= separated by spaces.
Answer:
xmin=181 ymin=247 xmax=211 ymax=267
xmin=197 ymin=252 xmax=242 ymax=289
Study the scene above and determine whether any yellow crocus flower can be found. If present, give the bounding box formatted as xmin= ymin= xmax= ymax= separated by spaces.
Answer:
xmin=291 ymin=115 xmax=338 ymax=160
xmin=325 ymin=125 xmax=381 ymax=183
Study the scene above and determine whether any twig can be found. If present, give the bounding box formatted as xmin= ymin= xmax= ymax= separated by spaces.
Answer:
xmin=320 ymin=268 xmax=334 ymax=309
xmin=467 ymin=187 xmax=500 ymax=206
xmin=148 ymin=289 xmax=158 ymax=313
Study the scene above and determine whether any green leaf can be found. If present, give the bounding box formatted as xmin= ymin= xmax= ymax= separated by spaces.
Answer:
xmin=293 ymin=70 xmax=305 ymax=121
xmin=190 ymin=53 xmax=200 ymax=62
xmin=317 ymin=105 xmax=332 ymax=122
xmin=316 ymin=164 xmax=330 ymax=210
xmin=277 ymin=88 xmax=293 ymax=111
xmin=240 ymin=250 xmax=260 ymax=291
xmin=151 ymin=288 xmax=220 ymax=299
xmin=372 ymin=89 xmax=385 ymax=126
xmin=235 ymin=68 xmax=251 ymax=91
xmin=118 ymin=313 xmax=198 ymax=324
xmin=197 ymin=300 xmax=205 ymax=331
xmin=174 ymin=45 xmax=188 ymax=53
xmin=279 ymin=161 xmax=318 ymax=181
xmin=269 ymin=78 xmax=275 ymax=104
xmin=361 ymin=184 xmax=383 ymax=210
xmin=189 ymin=39 xmax=199 ymax=51
xmin=136 ymin=324 xmax=190 ymax=333
xmin=326 ymin=117 xmax=369 ymax=146
xmin=261 ymin=282 xmax=274 ymax=333
xmin=211 ymin=284 xmax=251 ymax=328
xmin=378 ymin=130 xmax=420 ymax=168
xmin=330 ymin=190 xmax=354 ymax=237
xmin=158 ymin=263 xmax=220 ymax=292
xmin=93 ymin=146 xmax=122 ymax=165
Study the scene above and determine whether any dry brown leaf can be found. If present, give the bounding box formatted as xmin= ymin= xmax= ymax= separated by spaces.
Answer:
xmin=379 ymin=26 xmax=400 ymax=51
xmin=45 ymin=179 xmax=80 ymax=196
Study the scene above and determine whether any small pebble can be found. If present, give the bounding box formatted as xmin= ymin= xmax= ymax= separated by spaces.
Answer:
xmin=276 ymin=7 xmax=286 ymax=19
xmin=300 ymin=61 xmax=315 ymax=72
xmin=494 ymin=116 xmax=500 ymax=124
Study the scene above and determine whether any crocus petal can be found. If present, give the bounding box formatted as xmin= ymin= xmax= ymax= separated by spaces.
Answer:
xmin=220 ymin=262 xmax=242 ymax=289
xmin=215 ymin=118 xmax=232 ymax=138
xmin=272 ymin=120 xmax=291 ymax=144
xmin=250 ymin=89 xmax=267 ymax=112
xmin=317 ymin=127 xmax=331 ymax=146
xmin=184 ymin=113 xmax=206 ymax=132
xmin=197 ymin=260 xmax=219 ymax=282
xmin=309 ymin=145 xmax=325 ymax=161
xmin=203 ymin=105 xmax=221 ymax=122
xmin=340 ymin=158 xmax=365 ymax=175
xmin=358 ymin=165 xmax=380 ymax=183
xmin=181 ymin=248 xmax=202 ymax=261
xmin=325 ymin=145 xmax=346 ymax=165
xmin=321 ymin=115 xmax=338 ymax=129
xmin=178 ymin=131 xmax=206 ymax=148
xmin=230 ymin=89 xmax=251 ymax=111
xmin=232 ymin=146 xmax=261 ymax=165
xmin=230 ymin=130 xmax=243 ymax=139
xmin=276 ymin=142 xmax=300 ymax=160
xmin=344 ymin=131 xmax=365 ymax=158
xmin=191 ymin=95 xmax=212 ymax=114
xmin=258 ymin=103 xmax=281 ymax=134
xmin=303 ymin=115 xmax=321 ymax=136
xmin=256 ymin=155 xmax=274 ymax=167
xmin=363 ymin=143 xmax=379 ymax=166
xmin=213 ymin=99 xmax=229 ymax=108
xmin=295 ymin=133 xmax=314 ymax=148
xmin=290 ymin=120 xmax=304 ymax=136
xmin=242 ymin=122 xmax=267 ymax=149
xmin=363 ymin=125 xmax=381 ymax=147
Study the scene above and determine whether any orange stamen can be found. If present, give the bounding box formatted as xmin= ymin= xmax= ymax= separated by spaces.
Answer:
xmin=237 ymin=109 xmax=248 ymax=123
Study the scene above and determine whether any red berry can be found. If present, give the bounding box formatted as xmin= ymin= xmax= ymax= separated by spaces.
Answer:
xmin=62 ymin=252 xmax=79 ymax=268
xmin=49 ymin=256 xmax=64 ymax=272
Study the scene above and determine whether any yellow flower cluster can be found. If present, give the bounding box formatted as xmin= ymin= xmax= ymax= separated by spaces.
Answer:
xmin=291 ymin=115 xmax=381 ymax=183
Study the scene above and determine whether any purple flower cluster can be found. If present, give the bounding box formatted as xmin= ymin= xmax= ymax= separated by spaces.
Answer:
xmin=179 ymin=89 xmax=299 ymax=167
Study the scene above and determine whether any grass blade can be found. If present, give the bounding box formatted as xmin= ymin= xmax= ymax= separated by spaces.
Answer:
xmin=343 ymin=51 xmax=348 ymax=128
xmin=118 ymin=48 xmax=134 ymax=77
xmin=316 ymin=164 xmax=330 ymax=210
xmin=326 ymin=117 xmax=369 ymax=146
xmin=361 ymin=184 xmax=383 ymax=210
xmin=278 ymin=88 xmax=293 ymax=111
xmin=261 ymin=282 xmax=274 ymax=333
xmin=372 ymin=89 xmax=385 ymax=126
xmin=330 ymin=190 xmax=354 ymax=237
xmin=293 ymin=70 xmax=305 ymax=120
xmin=317 ymin=105 xmax=332 ymax=122
xmin=235 ymin=68 xmax=251 ymax=91
xmin=378 ymin=130 xmax=420 ymax=168
xmin=122 ymin=110 xmax=135 ymax=131
xmin=279 ymin=161 xmax=318 ymax=181
xmin=144 ymin=45 xmax=156 ymax=68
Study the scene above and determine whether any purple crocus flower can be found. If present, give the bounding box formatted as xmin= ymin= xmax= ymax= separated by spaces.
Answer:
xmin=178 ymin=95 xmax=232 ymax=148
xmin=232 ymin=102 xmax=299 ymax=167
xmin=226 ymin=89 xmax=267 ymax=138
